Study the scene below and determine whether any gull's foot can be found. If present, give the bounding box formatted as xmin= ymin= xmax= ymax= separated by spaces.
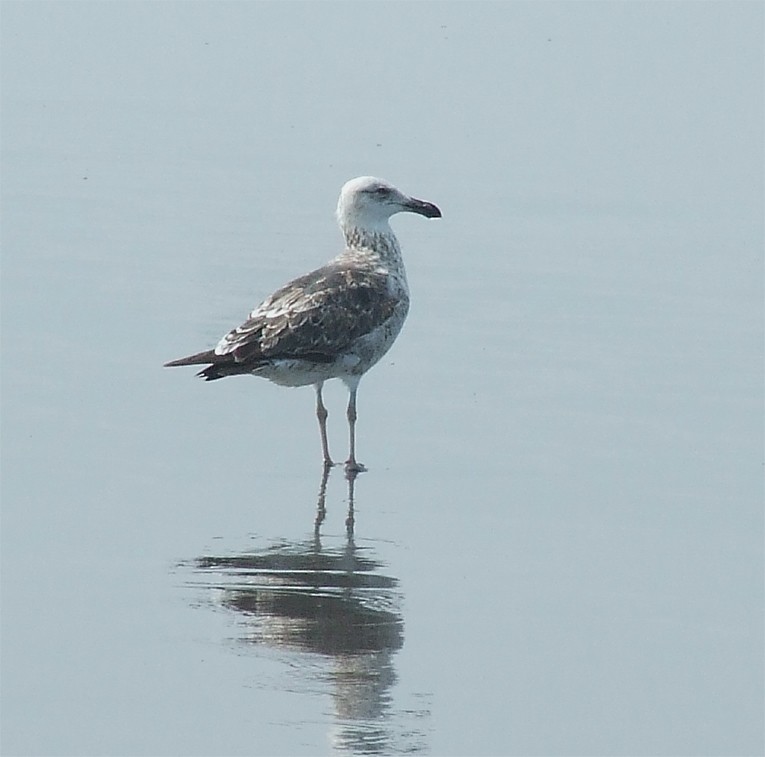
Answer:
xmin=344 ymin=459 xmax=367 ymax=475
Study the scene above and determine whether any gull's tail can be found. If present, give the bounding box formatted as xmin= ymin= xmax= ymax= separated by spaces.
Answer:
xmin=164 ymin=349 xmax=255 ymax=381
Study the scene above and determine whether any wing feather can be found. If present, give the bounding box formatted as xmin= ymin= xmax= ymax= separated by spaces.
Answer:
xmin=215 ymin=262 xmax=399 ymax=364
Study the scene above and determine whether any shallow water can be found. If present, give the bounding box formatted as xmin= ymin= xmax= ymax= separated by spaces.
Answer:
xmin=2 ymin=3 xmax=762 ymax=756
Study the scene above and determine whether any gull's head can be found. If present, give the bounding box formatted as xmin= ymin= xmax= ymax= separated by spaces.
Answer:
xmin=336 ymin=176 xmax=441 ymax=233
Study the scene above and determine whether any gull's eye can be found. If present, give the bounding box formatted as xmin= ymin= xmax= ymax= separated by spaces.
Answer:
xmin=374 ymin=186 xmax=391 ymax=196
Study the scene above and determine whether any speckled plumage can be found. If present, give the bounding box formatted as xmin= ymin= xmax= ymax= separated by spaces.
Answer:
xmin=165 ymin=176 xmax=441 ymax=470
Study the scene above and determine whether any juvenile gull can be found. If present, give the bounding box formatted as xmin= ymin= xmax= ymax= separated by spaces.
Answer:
xmin=164 ymin=176 xmax=441 ymax=471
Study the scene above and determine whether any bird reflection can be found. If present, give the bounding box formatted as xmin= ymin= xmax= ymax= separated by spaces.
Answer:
xmin=191 ymin=466 xmax=420 ymax=754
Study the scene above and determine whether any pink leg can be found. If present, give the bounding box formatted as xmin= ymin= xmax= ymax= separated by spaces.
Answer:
xmin=344 ymin=385 xmax=366 ymax=473
xmin=314 ymin=382 xmax=333 ymax=467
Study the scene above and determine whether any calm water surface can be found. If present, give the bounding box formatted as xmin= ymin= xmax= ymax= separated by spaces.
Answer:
xmin=2 ymin=3 xmax=762 ymax=756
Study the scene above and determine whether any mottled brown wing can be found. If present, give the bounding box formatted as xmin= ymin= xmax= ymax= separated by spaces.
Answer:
xmin=215 ymin=263 xmax=398 ymax=364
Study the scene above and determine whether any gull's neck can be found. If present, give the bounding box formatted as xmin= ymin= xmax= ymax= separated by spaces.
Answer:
xmin=341 ymin=221 xmax=403 ymax=266
xmin=338 ymin=220 xmax=409 ymax=296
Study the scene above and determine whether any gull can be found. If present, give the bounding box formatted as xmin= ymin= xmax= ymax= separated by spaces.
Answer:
xmin=164 ymin=176 xmax=441 ymax=472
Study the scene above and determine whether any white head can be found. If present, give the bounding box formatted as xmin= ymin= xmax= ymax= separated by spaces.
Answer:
xmin=336 ymin=176 xmax=441 ymax=236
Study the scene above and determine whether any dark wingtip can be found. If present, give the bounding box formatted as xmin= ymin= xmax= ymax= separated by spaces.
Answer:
xmin=163 ymin=349 xmax=218 ymax=368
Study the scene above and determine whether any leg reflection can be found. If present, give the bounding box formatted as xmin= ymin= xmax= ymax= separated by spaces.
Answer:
xmin=314 ymin=464 xmax=360 ymax=539
xmin=314 ymin=462 xmax=332 ymax=535
xmin=345 ymin=467 xmax=358 ymax=537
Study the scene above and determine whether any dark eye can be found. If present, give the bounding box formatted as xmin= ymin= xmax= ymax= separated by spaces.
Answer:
xmin=374 ymin=186 xmax=390 ymax=196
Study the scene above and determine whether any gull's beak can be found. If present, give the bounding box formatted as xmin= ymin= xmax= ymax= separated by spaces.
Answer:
xmin=404 ymin=196 xmax=442 ymax=219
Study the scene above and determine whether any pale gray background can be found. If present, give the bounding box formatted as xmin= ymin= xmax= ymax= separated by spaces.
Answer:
xmin=1 ymin=2 xmax=762 ymax=756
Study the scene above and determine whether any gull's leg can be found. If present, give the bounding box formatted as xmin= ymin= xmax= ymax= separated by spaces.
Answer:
xmin=314 ymin=382 xmax=333 ymax=467
xmin=344 ymin=382 xmax=366 ymax=473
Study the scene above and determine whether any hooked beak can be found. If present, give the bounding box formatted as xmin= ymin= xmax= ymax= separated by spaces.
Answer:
xmin=404 ymin=196 xmax=442 ymax=219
